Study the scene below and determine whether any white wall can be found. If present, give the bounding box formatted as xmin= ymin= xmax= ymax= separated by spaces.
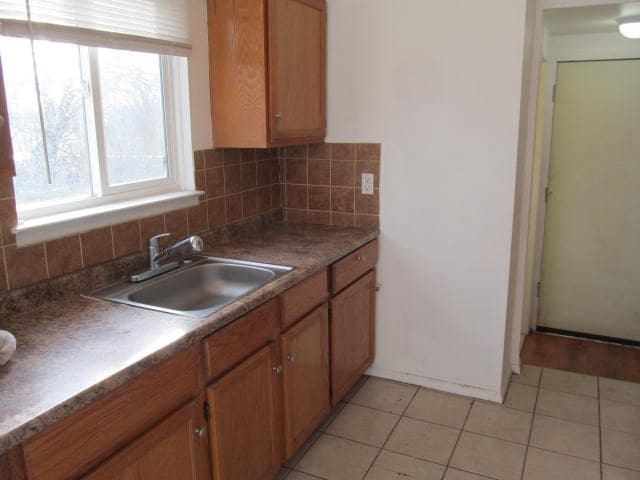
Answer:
xmin=188 ymin=0 xmax=213 ymax=151
xmin=326 ymin=0 xmax=529 ymax=400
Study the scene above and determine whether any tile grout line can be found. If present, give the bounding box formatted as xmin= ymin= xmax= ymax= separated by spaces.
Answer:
xmin=442 ymin=395 xmax=476 ymax=478
xmin=519 ymin=368 xmax=543 ymax=480
xmin=359 ymin=383 xmax=421 ymax=479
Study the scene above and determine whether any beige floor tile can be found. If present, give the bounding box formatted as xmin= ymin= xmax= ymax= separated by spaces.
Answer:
xmin=351 ymin=377 xmax=418 ymax=414
xmin=464 ymin=402 xmax=532 ymax=444
xmin=600 ymin=378 xmax=640 ymax=406
xmin=364 ymin=450 xmax=445 ymax=480
xmin=287 ymin=472 xmax=323 ymax=480
xmin=297 ymin=433 xmax=378 ymax=480
xmin=444 ymin=469 xmax=493 ymax=480
xmin=601 ymin=399 xmax=640 ymax=434
xmin=511 ymin=365 xmax=541 ymax=386
xmin=529 ymin=415 xmax=600 ymax=461
xmin=344 ymin=375 xmax=370 ymax=402
xmin=318 ymin=402 xmax=347 ymax=431
xmin=602 ymin=428 xmax=640 ymax=471
xmin=602 ymin=464 xmax=640 ymax=480
xmin=405 ymin=388 xmax=472 ymax=429
xmin=285 ymin=431 xmax=322 ymax=467
xmin=522 ymin=447 xmax=600 ymax=480
xmin=326 ymin=404 xmax=399 ymax=447
xmin=535 ymin=388 xmax=599 ymax=425
xmin=504 ymin=383 xmax=538 ymax=412
xmin=540 ymin=369 xmax=598 ymax=397
xmin=384 ymin=417 xmax=459 ymax=465
xmin=449 ymin=431 xmax=526 ymax=480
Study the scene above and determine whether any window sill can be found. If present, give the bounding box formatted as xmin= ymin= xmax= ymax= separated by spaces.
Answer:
xmin=14 ymin=190 xmax=203 ymax=247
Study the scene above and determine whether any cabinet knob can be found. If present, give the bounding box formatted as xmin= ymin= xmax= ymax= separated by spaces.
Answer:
xmin=274 ymin=112 xmax=283 ymax=120
xmin=375 ymin=284 xmax=381 ymax=292
xmin=287 ymin=354 xmax=297 ymax=363
xmin=195 ymin=426 xmax=207 ymax=438
xmin=273 ymin=365 xmax=283 ymax=375
xmin=356 ymin=255 xmax=364 ymax=261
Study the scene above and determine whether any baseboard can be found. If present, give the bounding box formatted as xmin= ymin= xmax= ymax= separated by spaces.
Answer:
xmin=365 ymin=366 xmax=504 ymax=403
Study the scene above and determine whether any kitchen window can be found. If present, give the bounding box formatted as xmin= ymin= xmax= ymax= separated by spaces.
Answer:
xmin=0 ymin=0 xmax=197 ymax=245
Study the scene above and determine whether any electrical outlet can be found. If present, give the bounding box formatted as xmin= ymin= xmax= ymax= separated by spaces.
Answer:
xmin=361 ymin=173 xmax=374 ymax=195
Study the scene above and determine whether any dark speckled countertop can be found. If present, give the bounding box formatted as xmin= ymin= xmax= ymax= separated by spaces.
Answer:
xmin=0 ymin=223 xmax=377 ymax=454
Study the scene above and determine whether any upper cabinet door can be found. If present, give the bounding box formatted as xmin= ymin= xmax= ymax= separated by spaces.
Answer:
xmin=268 ymin=0 xmax=326 ymax=144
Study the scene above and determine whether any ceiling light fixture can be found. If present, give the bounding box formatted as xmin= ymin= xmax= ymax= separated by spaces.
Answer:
xmin=617 ymin=16 xmax=640 ymax=39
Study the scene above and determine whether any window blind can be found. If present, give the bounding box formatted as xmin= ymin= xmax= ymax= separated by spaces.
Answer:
xmin=0 ymin=0 xmax=192 ymax=56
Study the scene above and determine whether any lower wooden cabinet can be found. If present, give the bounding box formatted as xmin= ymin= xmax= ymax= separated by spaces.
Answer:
xmin=82 ymin=400 xmax=210 ymax=480
xmin=330 ymin=270 xmax=376 ymax=405
xmin=206 ymin=343 xmax=284 ymax=480
xmin=281 ymin=303 xmax=330 ymax=457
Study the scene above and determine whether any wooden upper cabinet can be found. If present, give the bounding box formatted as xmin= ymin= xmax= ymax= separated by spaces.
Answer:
xmin=281 ymin=303 xmax=330 ymax=458
xmin=208 ymin=0 xmax=326 ymax=147
xmin=82 ymin=400 xmax=210 ymax=480
xmin=206 ymin=343 xmax=284 ymax=480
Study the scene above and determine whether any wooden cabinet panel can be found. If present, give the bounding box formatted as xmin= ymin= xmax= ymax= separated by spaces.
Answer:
xmin=202 ymin=298 xmax=280 ymax=381
xmin=330 ymin=271 xmax=376 ymax=405
xmin=331 ymin=240 xmax=379 ymax=294
xmin=207 ymin=343 xmax=284 ymax=480
xmin=82 ymin=399 xmax=210 ymax=480
xmin=23 ymin=345 xmax=200 ymax=480
xmin=281 ymin=303 xmax=330 ymax=457
xmin=281 ymin=268 xmax=328 ymax=330
xmin=268 ymin=0 xmax=326 ymax=143
xmin=208 ymin=0 xmax=268 ymax=147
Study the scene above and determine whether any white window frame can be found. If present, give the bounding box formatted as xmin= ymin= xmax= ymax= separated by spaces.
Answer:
xmin=8 ymin=42 xmax=200 ymax=246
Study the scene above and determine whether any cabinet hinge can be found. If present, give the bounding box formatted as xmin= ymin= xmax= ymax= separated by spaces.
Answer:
xmin=536 ymin=281 xmax=541 ymax=298
xmin=203 ymin=401 xmax=210 ymax=421
xmin=552 ymin=83 xmax=557 ymax=103
xmin=544 ymin=186 xmax=551 ymax=203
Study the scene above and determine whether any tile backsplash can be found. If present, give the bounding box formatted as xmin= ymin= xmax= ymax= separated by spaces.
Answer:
xmin=0 ymin=148 xmax=281 ymax=294
xmin=280 ymin=143 xmax=380 ymax=228
xmin=0 ymin=142 xmax=380 ymax=297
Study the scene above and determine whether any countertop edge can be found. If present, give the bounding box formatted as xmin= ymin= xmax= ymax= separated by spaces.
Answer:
xmin=0 ymin=229 xmax=378 ymax=454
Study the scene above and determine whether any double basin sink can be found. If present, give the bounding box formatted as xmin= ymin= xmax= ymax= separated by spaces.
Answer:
xmin=89 ymin=256 xmax=293 ymax=318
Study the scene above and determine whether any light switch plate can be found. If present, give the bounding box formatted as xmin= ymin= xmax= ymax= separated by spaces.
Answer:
xmin=361 ymin=173 xmax=374 ymax=195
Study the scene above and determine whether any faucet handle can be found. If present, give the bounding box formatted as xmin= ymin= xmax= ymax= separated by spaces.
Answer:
xmin=149 ymin=232 xmax=171 ymax=249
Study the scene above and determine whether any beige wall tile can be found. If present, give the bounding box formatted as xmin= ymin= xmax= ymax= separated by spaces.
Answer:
xmin=5 ymin=244 xmax=48 ymax=288
xmin=80 ymin=227 xmax=114 ymax=267
xmin=112 ymin=221 xmax=141 ymax=258
xmin=45 ymin=235 xmax=83 ymax=278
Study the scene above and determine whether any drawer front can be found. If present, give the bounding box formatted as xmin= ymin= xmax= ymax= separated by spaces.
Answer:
xmin=23 ymin=345 xmax=200 ymax=480
xmin=281 ymin=269 xmax=328 ymax=329
xmin=202 ymin=298 xmax=280 ymax=381
xmin=330 ymin=240 xmax=378 ymax=293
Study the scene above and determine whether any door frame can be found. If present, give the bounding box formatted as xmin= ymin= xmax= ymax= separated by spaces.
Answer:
xmin=505 ymin=0 xmax=640 ymax=376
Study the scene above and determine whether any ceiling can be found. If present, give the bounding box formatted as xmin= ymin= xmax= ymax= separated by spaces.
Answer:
xmin=544 ymin=2 xmax=640 ymax=35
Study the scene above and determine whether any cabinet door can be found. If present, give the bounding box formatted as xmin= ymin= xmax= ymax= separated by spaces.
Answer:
xmin=330 ymin=270 xmax=376 ymax=405
xmin=207 ymin=343 xmax=284 ymax=480
xmin=281 ymin=303 xmax=330 ymax=457
xmin=268 ymin=0 xmax=326 ymax=144
xmin=82 ymin=400 xmax=210 ymax=480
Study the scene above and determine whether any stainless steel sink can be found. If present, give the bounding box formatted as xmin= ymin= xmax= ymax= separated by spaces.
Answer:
xmin=88 ymin=256 xmax=293 ymax=318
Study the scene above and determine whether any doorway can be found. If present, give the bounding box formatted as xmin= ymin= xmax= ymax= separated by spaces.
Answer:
xmin=537 ymin=58 xmax=640 ymax=344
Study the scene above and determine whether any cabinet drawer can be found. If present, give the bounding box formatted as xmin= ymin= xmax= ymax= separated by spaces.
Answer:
xmin=202 ymin=298 xmax=280 ymax=381
xmin=281 ymin=268 xmax=328 ymax=329
xmin=330 ymin=240 xmax=378 ymax=293
xmin=23 ymin=345 xmax=200 ymax=480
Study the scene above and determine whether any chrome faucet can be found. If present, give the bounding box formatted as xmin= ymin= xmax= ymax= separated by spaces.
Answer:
xmin=130 ymin=233 xmax=204 ymax=282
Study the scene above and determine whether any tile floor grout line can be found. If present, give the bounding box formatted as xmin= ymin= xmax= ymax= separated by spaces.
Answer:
xmin=519 ymin=372 xmax=543 ymax=480
xmin=443 ymin=396 xmax=476 ymax=477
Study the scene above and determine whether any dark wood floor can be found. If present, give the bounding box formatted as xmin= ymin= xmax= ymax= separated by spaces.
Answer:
xmin=521 ymin=332 xmax=640 ymax=383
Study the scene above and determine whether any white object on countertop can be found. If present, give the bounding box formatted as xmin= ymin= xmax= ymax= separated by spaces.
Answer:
xmin=0 ymin=330 xmax=16 ymax=366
